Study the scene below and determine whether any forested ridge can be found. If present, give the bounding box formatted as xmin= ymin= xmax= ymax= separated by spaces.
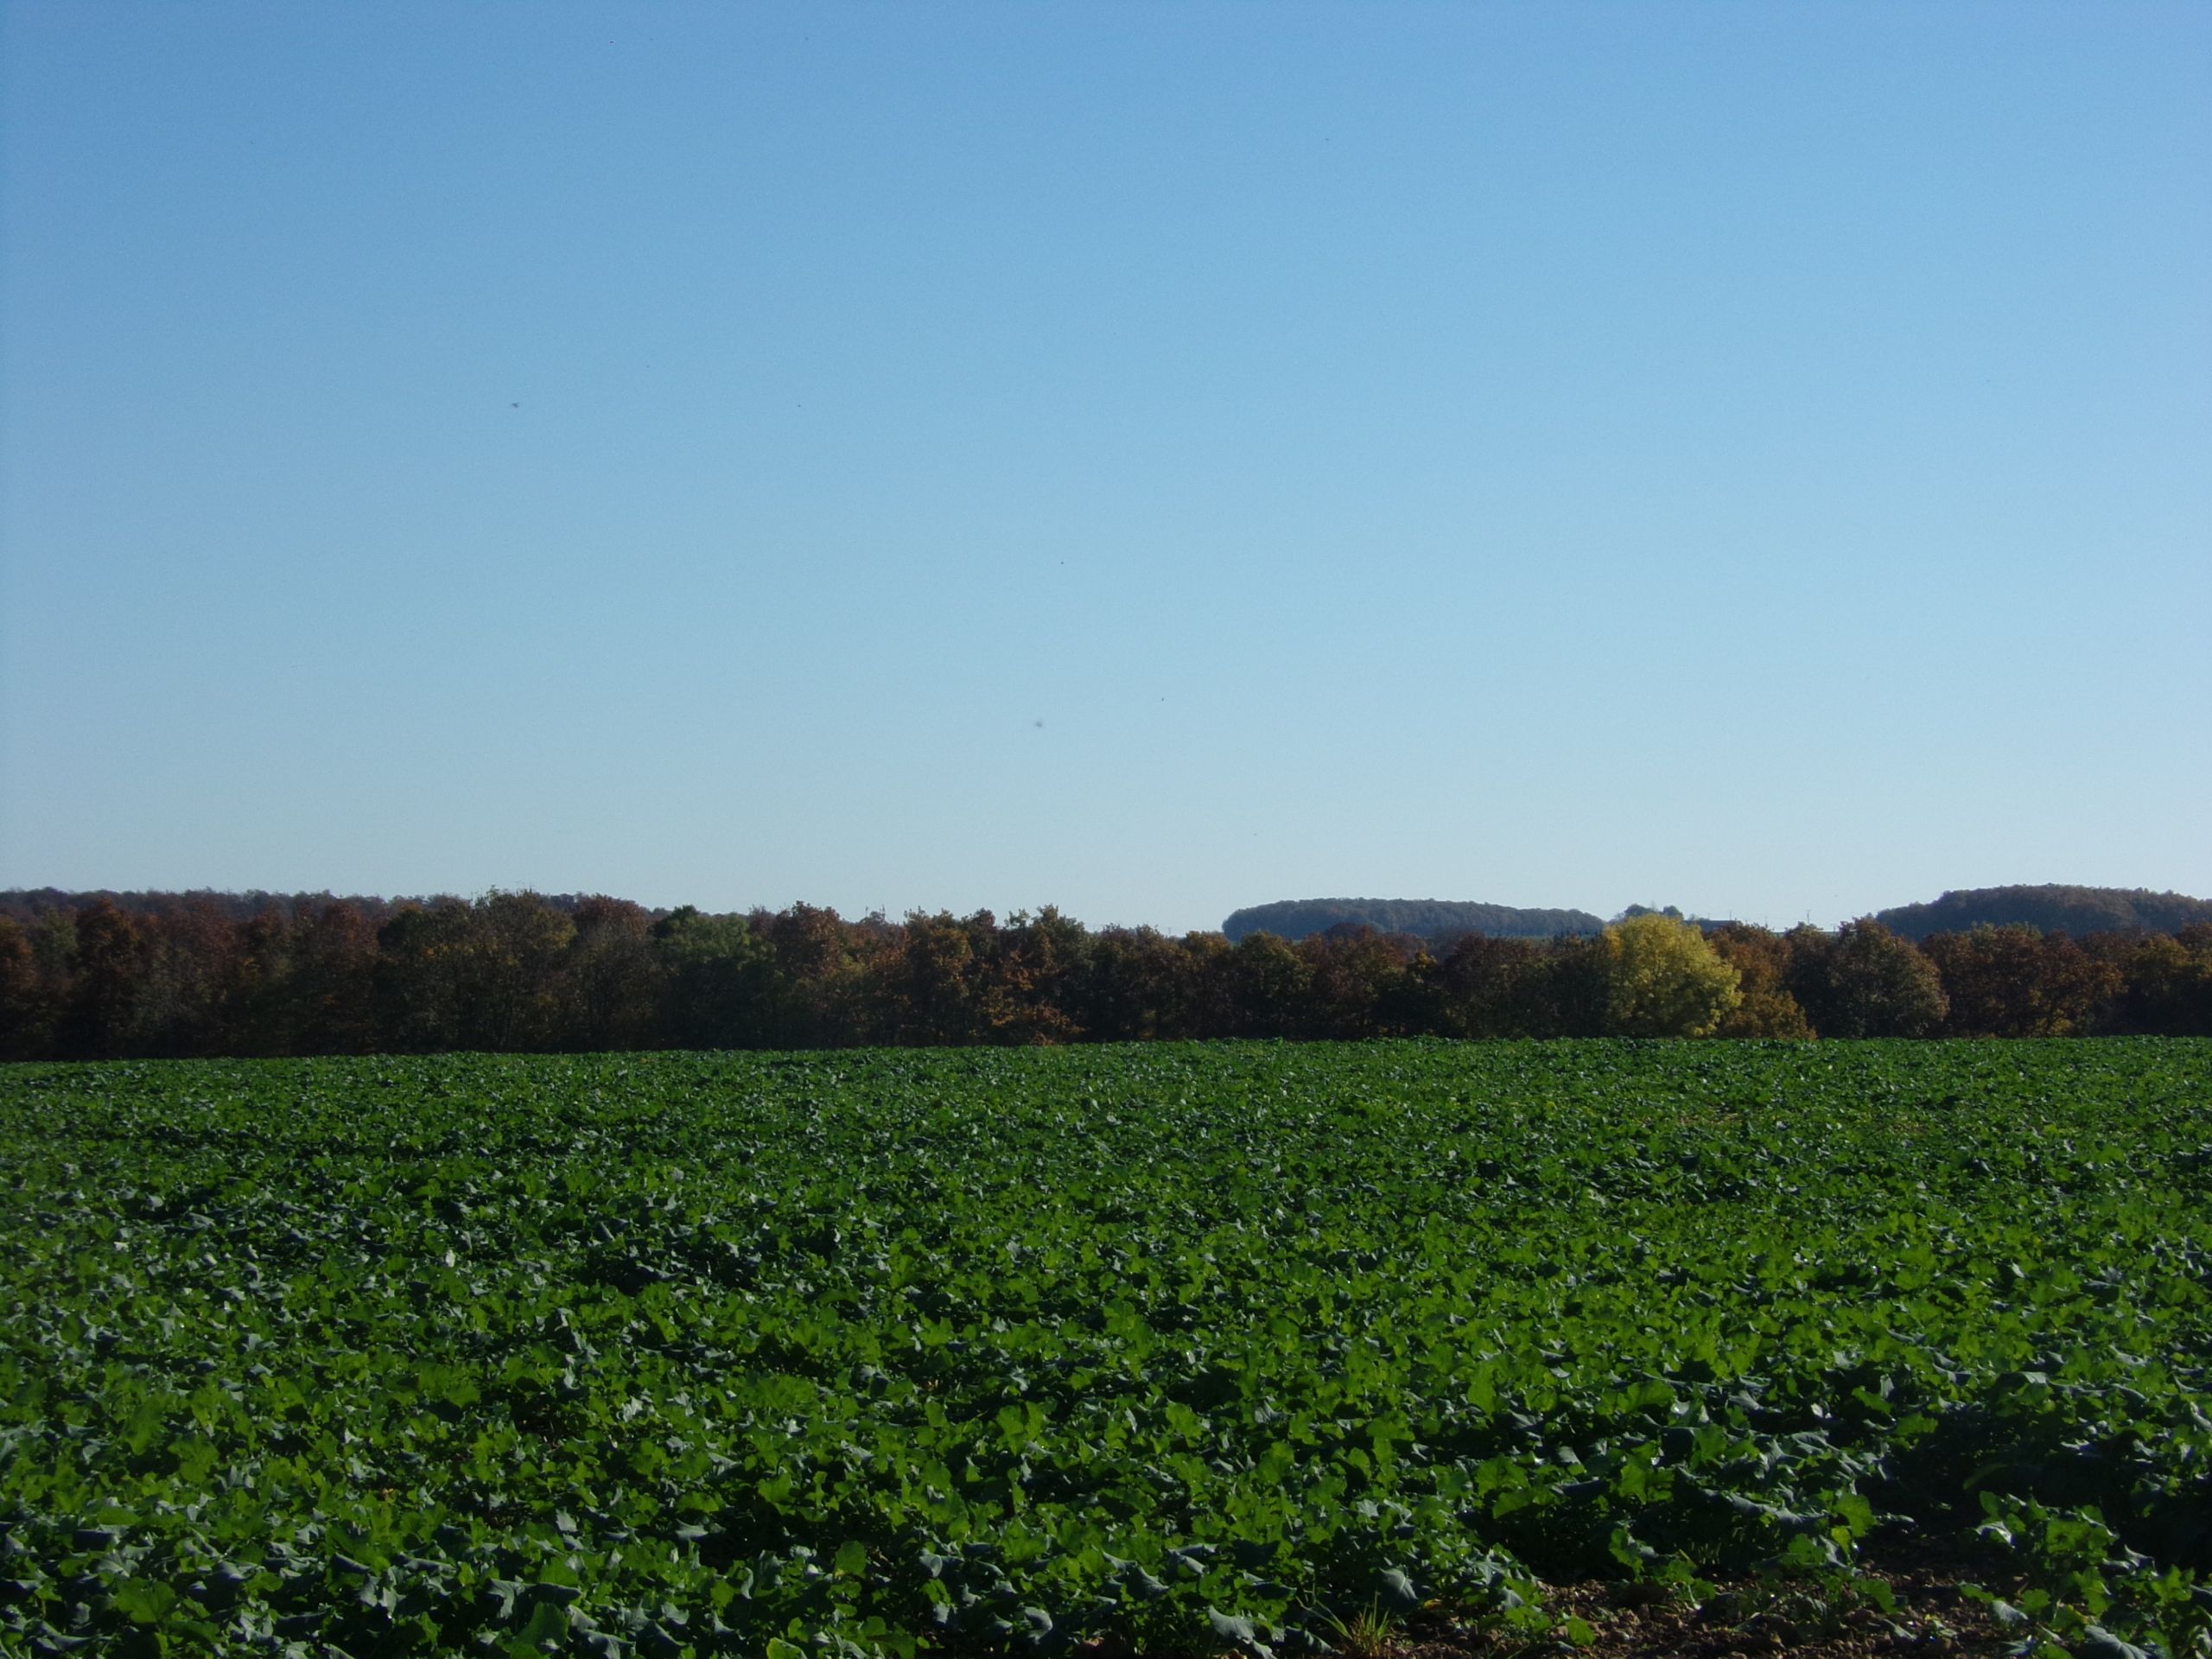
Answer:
xmin=1223 ymin=897 xmax=1604 ymax=941
xmin=1234 ymin=884 xmax=2212 ymax=944
xmin=3 ymin=887 xmax=2209 ymax=1059
xmin=1872 ymin=883 xmax=2212 ymax=940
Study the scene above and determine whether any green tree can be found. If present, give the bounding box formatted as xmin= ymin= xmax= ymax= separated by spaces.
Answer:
xmin=1785 ymin=920 xmax=1948 ymax=1039
xmin=760 ymin=904 xmax=864 ymax=1046
xmin=455 ymin=891 xmax=575 ymax=1052
xmin=376 ymin=900 xmax=473 ymax=1052
xmin=1077 ymin=926 xmax=1202 ymax=1041
xmin=59 ymin=899 xmax=149 ymax=1058
xmin=1428 ymin=933 xmax=1544 ymax=1037
xmin=1217 ymin=932 xmax=1313 ymax=1039
xmin=2109 ymin=925 xmax=2212 ymax=1035
xmin=652 ymin=907 xmax=779 ymax=1049
xmin=1599 ymin=912 xmax=1742 ymax=1037
xmin=876 ymin=911 xmax=981 ymax=1045
xmin=565 ymin=897 xmax=663 ymax=1052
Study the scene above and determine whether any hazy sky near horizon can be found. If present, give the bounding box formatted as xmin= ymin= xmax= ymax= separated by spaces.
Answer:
xmin=3 ymin=3 xmax=2206 ymax=933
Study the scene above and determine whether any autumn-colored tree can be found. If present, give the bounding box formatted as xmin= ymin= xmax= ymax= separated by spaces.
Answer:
xmin=1299 ymin=925 xmax=1425 ymax=1039
xmin=123 ymin=900 xmax=251 ymax=1057
xmin=1922 ymin=925 xmax=2120 ymax=1037
xmin=1705 ymin=924 xmax=1814 ymax=1039
xmin=0 ymin=918 xmax=52 ymax=1059
xmin=970 ymin=908 xmax=1087 ymax=1045
xmin=1598 ymin=912 xmax=1742 ymax=1038
xmin=1785 ymin=920 xmax=1948 ymax=1039
xmin=9 ymin=887 xmax=2212 ymax=1056
xmin=2031 ymin=927 xmax=2126 ymax=1035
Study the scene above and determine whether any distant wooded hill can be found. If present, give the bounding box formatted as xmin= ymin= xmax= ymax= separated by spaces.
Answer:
xmin=0 ymin=887 xmax=442 ymax=927
xmin=1222 ymin=898 xmax=1605 ymax=943
xmin=1873 ymin=885 xmax=2212 ymax=941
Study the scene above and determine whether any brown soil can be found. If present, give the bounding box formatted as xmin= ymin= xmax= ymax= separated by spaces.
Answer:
xmin=1397 ymin=1552 xmax=2020 ymax=1659
xmin=1058 ymin=1548 xmax=2024 ymax=1659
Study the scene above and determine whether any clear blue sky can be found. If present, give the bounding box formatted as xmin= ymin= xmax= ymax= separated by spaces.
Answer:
xmin=3 ymin=3 xmax=2206 ymax=932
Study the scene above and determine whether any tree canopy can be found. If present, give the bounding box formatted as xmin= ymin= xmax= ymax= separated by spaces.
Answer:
xmin=1599 ymin=912 xmax=1742 ymax=1038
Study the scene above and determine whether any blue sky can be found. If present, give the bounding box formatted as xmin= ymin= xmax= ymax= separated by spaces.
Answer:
xmin=3 ymin=2 xmax=2206 ymax=932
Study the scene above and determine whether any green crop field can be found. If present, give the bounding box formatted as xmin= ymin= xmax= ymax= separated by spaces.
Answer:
xmin=2 ymin=1041 xmax=2208 ymax=1658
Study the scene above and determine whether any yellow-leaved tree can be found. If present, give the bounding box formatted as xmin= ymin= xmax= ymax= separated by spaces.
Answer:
xmin=1600 ymin=912 xmax=1743 ymax=1038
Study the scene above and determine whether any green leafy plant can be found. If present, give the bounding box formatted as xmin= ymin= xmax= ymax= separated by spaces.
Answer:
xmin=0 ymin=1039 xmax=2203 ymax=1656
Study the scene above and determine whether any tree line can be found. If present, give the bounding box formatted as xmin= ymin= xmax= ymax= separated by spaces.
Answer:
xmin=3 ymin=889 xmax=2209 ymax=1061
